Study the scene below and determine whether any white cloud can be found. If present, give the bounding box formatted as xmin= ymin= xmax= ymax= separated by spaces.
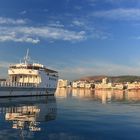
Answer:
xmin=92 ymin=8 xmax=140 ymax=20
xmin=88 ymin=0 xmax=97 ymax=6
xmin=0 ymin=35 xmax=40 ymax=44
xmin=20 ymin=10 xmax=27 ymax=15
xmin=105 ymin=0 xmax=140 ymax=3
xmin=18 ymin=26 xmax=86 ymax=41
xmin=0 ymin=61 xmax=13 ymax=68
xmin=0 ymin=28 xmax=40 ymax=44
xmin=71 ymin=17 xmax=110 ymax=40
xmin=89 ymin=0 xmax=140 ymax=5
xmin=133 ymin=36 xmax=140 ymax=40
xmin=0 ymin=61 xmax=14 ymax=78
xmin=74 ymin=6 xmax=83 ymax=10
xmin=56 ymin=61 xmax=140 ymax=80
xmin=0 ymin=26 xmax=86 ymax=43
xmin=72 ymin=20 xmax=85 ymax=27
xmin=48 ymin=21 xmax=64 ymax=28
xmin=0 ymin=17 xmax=26 ymax=25
xmin=0 ymin=16 xmax=109 ymax=43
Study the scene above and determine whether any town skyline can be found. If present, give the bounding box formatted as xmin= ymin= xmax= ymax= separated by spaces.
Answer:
xmin=0 ymin=0 xmax=140 ymax=80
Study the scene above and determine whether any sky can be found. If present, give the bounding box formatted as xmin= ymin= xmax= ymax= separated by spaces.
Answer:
xmin=0 ymin=0 xmax=140 ymax=80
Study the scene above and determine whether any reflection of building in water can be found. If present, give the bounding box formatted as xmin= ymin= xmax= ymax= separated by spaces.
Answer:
xmin=0 ymin=96 xmax=57 ymax=139
xmin=113 ymin=90 xmax=125 ymax=101
xmin=71 ymin=89 xmax=125 ymax=103
xmin=93 ymin=90 xmax=140 ymax=103
xmin=57 ymin=88 xmax=140 ymax=104
xmin=72 ymin=89 xmax=94 ymax=98
xmin=55 ymin=88 xmax=70 ymax=98
xmin=94 ymin=90 xmax=113 ymax=104
xmin=127 ymin=91 xmax=140 ymax=101
xmin=93 ymin=90 xmax=127 ymax=104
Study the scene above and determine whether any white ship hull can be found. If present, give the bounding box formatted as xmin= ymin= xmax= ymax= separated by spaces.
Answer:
xmin=0 ymin=87 xmax=56 ymax=97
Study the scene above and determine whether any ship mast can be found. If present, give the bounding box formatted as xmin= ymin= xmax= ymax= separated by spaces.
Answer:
xmin=24 ymin=49 xmax=30 ymax=65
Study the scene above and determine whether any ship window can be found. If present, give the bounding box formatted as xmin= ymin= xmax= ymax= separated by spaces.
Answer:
xmin=15 ymin=76 xmax=17 ymax=82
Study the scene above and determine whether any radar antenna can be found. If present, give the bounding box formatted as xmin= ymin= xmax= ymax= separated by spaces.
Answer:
xmin=24 ymin=49 xmax=30 ymax=64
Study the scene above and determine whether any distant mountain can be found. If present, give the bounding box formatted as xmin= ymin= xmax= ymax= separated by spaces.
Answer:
xmin=75 ymin=75 xmax=106 ymax=82
xmin=75 ymin=75 xmax=140 ymax=83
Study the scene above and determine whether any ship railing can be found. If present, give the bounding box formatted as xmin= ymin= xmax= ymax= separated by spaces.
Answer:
xmin=0 ymin=81 xmax=39 ymax=88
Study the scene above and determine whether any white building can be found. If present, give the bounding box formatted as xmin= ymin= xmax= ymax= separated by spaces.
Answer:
xmin=85 ymin=83 xmax=92 ymax=88
xmin=72 ymin=81 xmax=79 ymax=88
xmin=57 ymin=79 xmax=68 ymax=88
xmin=95 ymin=78 xmax=112 ymax=89
xmin=79 ymin=82 xmax=85 ymax=88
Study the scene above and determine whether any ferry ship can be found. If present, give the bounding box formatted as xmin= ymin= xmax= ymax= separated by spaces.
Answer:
xmin=0 ymin=49 xmax=58 ymax=97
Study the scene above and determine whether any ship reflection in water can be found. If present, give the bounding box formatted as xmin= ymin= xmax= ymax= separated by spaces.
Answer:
xmin=2 ymin=89 xmax=140 ymax=140
xmin=0 ymin=95 xmax=57 ymax=139
xmin=56 ymin=88 xmax=140 ymax=103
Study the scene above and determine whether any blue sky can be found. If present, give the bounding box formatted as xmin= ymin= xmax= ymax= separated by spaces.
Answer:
xmin=0 ymin=0 xmax=140 ymax=80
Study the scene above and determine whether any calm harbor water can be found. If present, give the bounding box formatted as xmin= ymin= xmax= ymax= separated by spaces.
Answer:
xmin=1 ymin=89 xmax=140 ymax=140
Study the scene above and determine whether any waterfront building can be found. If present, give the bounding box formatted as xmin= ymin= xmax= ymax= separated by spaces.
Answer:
xmin=95 ymin=78 xmax=112 ymax=89
xmin=113 ymin=83 xmax=125 ymax=90
xmin=72 ymin=81 xmax=80 ymax=88
xmin=95 ymin=83 xmax=112 ymax=89
xmin=79 ymin=82 xmax=85 ymax=88
xmin=102 ymin=77 xmax=108 ymax=84
xmin=57 ymin=79 xmax=68 ymax=88
xmin=127 ymin=82 xmax=140 ymax=90
xmin=85 ymin=83 xmax=91 ymax=88
xmin=72 ymin=80 xmax=94 ymax=89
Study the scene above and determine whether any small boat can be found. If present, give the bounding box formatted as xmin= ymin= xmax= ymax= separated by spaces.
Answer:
xmin=0 ymin=49 xmax=58 ymax=97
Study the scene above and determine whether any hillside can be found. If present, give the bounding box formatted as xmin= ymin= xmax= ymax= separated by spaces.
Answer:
xmin=75 ymin=75 xmax=140 ymax=83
